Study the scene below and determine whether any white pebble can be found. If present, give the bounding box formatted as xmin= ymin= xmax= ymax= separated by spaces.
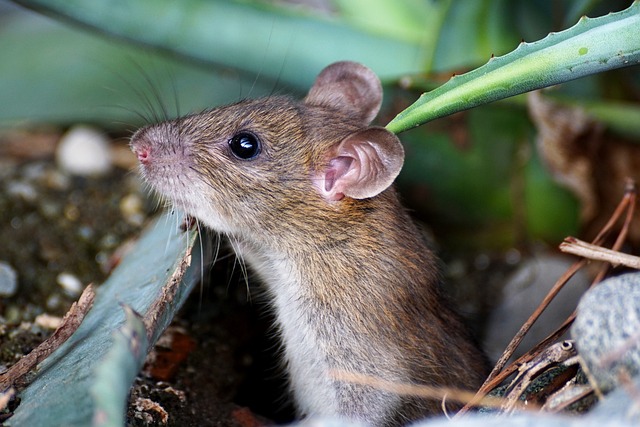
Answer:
xmin=0 ymin=262 xmax=18 ymax=297
xmin=6 ymin=181 xmax=37 ymax=202
xmin=57 ymin=272 xmax=83 ymax=296
xmin=120 ymin=193 xmax=145 ymax=226
xmin=35 ymin=313 xmax=63 ymax=330
xmin=56 ymin=125 xmax=112 ymax=176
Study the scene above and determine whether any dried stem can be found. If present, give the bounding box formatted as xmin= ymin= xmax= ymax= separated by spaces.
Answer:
xmin=560 ymin=238 xmax=640 ymax=269
xmin=0 ymin=284 xmax=95 ymax=391
xmin=330 ymin=370 xmax=538 ymax=413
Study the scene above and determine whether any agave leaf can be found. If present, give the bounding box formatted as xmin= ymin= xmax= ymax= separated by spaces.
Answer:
xmin=431 ymin=0 xmax=517 ymax=72
xmin=330 ymin=0 xmax=440 ymax=43
xmin=7 ymin=212 xmax=199 ymax=426
xmin=386 ymin=1 xmax=640 ymax=134
xmin=92 ymin=306 xmax=148 ymax=427
xmin=330 ymin=0 xmax=453 ymax=73
xmin=11 ymin=0 xmax=426 ymax=91
xmin=0 ymin=9 xmax=278 ymax=128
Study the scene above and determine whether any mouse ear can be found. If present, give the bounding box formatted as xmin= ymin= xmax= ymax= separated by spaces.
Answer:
xmin=304 ymin=61 xmax=382 ymax=124
xmin=316 ymin=127 xmax=404 ymax=201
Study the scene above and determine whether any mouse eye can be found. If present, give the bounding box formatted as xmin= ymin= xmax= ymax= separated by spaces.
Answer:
xmin=229 ymin=132 xmax=261 ymax=160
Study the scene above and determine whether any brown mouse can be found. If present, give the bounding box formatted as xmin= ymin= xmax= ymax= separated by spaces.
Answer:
xmin=130 ymin=61 xmax=488 ymax=426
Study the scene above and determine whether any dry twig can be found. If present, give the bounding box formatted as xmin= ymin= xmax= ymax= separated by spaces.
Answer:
xmin=0 ymin=284 xmax=96 ymax=391
xmin=560 ymin=237 xmax=640 ymax=269
xmin=330 ymin=370 xmax=538 ymax=413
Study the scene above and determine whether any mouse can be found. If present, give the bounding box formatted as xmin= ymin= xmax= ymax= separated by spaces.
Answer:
xmin=130 ymin=61 xmax=488 ymax=426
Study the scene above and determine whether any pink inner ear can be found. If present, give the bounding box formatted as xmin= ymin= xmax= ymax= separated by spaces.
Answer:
xmin=324 ymin=169 xmax=336 ymax=192
xmin=322 ymin=156 xmax=354 ymax=200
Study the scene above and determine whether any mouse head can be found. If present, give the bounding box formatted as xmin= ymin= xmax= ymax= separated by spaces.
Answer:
xmin=131 ymin=61 xmax=404 ymax=237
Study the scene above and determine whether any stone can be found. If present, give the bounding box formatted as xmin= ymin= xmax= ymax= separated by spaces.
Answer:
xmin=0 ymin=261 xmax=18 ymax=297
xmin=484 ymin=254 xmax=588 ymax=362
xmin=56 ymin=125 xmax=112 ymax=176
xmin=571 ymin=272 xmax=640 ymax=391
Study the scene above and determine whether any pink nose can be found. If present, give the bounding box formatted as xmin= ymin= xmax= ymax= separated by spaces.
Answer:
xmin=134 ymin=145 xmax=151 ymax=165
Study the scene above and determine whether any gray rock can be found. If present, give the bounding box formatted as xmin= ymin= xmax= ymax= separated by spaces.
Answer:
xmin=409 ymin=411 xmax=633 ymax=427
xmin=0 ymin=261 xmax=18 ymax=297
xmin=590 ymin=372 xmax=640 ymax=420
xmin=571 ymin=273 xmax=640 ymax=391
xmin=484 ymin=254 xmax=588 ymax=362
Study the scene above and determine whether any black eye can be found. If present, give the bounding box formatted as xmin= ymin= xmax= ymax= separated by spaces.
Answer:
xmin=229 ymin=132 xmax=261 ymax=160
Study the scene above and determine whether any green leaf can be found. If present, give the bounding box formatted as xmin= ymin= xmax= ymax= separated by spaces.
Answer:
xmin=0 ymin=11 xmax=277 ymax=127
xmin=92 ymin=306 xmax=148 ymax=427
xmin=331 ymin=0 xmax=452 ymax=73
xmin=331 ymin=0 xmax=437 ymax=43
xmin=386 ymin=1 xmax=640 ymax=134
xmin=11 ymin=0 xmax=427 ymax=90
xmin=8 ymin=212 xmax=199 ymax=426
xmin=432 ymin=0 xmax=517 ymax=72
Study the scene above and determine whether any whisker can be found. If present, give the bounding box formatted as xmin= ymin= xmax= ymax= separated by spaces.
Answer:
xmin=246 ymin=21 xmax=274 ymax=100
xmin=104 ymin=58 xmax=161 ymax=125
xmin=195 ymin=218 xmax=206 ymax=314
xmin=168 ymin=67 xmax=181 ymax=121
xmin=226 ymin=237 xmax=252 ymax=303
xmin=130 ymin=60 xmax=172 ymax=124
xmin=107 ymin=103 xmax=155 ymax=128
xmin=268 ymin=53 xmax=289 ymax=99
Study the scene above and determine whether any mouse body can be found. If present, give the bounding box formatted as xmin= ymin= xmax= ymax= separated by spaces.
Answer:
xmin=131 ymin=61 xmax=487 ymax=426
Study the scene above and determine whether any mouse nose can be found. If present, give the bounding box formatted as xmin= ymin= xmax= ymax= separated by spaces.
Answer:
xmin=136 ymin=146 xmax=150 ymax=164
xmin=130 ymin=137 xmax=152 ymax=165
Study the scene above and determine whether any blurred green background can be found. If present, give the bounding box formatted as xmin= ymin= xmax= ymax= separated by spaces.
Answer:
xmin=1 ymin=0 xmax=638 ymax=249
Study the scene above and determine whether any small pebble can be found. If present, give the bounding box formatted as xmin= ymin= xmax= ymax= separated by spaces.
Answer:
xmin=77 ymin=225 xmax=95 ymax=241
xmin=46 ymin=293 xmax=62 ymax=310
xmin=120 ymin=193 xmax=145 ymax=226
xmin=0 ymin=262 xmax=18 ymax=297
xmin=43 ymin=168 xmax=71 ymax=191
xmin=133 ymin=397 xmax=169 ymax=424
xmin=4 ymin=306 xmax=21 ymax=323
xmin=100 ymin=233 xmax=118 ymax=250
xmin=63 ymin=204 xmax=80 ymax=221
xmin=39 ymin=200 xmax=61 ymax=219
xmin=571 ymin=272 xmax=640 ymax=391
xmin=22 ymin=162 xmax=47 ymax=180
xmin=10 ymin=217 xmax=22 ymax=230
xmin=6 ymin=181 xmax=38 ymax=202
xmin=35 ymin=313 xmax=62 ymax=330
xmin=57 ymin=272 xmax=83 ymax=296
xmin=56 ymin=125 xmax=112 ymax=176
